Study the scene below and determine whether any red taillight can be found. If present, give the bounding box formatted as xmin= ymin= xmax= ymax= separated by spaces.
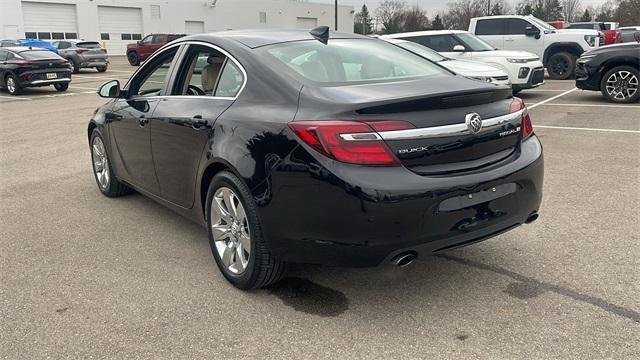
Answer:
xmin=75 ymin=48 xmax=88 ymax=54
xmin=288 ymin=120 xmax=414 ymax=166
xmin=510 ymin=97 xmax=534 ymax=140
xmin=15 ymin=60 xmax=33 ymax=65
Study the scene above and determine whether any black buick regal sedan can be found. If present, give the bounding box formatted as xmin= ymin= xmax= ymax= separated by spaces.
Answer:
xmin=88 ymin=28 xmax=543 ymax=289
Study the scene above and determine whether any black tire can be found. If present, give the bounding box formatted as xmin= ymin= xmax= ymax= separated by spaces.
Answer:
xmin=54 ymin=82 xmax=69 ymax=91
xmin=512 ymin=88 xmax=522 ymax=95
xmin=72 ymin=61 xmax=80 ymax=74
xmin=127 ymin=51 xmax=140 ymax=66
xmin=547 ymin=52 xmax=575 ymax=80
xmin=6 ymin=74 xmax=22 ymax=95
xmin=90 ymin=130 xmax=132 ymax=197
xmin=96 ymin=66 xmax=108 ymax=73
xmin=205 ymin=171 xmax=287 ymax=290
xmin=600 ymin=66 xmax=640 ymax=104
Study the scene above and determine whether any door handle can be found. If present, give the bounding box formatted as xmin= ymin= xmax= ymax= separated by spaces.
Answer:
xmin=137 ymin=115 xmax=149 ymax=127
xmin=191 ymin=115 xmax=207 ymax=129
xmin=505 ymin=38 xmax=514 ymax=42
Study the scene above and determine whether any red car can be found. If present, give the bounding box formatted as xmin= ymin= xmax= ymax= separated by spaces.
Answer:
xmin=126 ymin=33 xmax=185 ymax=66
xmin=566 ymin=22 xmax=621 ymax=45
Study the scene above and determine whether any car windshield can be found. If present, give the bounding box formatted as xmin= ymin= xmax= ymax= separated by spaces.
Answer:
xmin=395 ymin=41 xmax=447 ymax=62
xmin=528 ymin=16 xmax=555 ymax=31
xmin=20 ymin=50 xmax=59 ymax=60
xmin=454 ymin=33 xmax=495 ymax=51
xmin=260 ymin=38 xmax=450 ymax=85
xmin=76 ymin=42 xmax=101 ymax=49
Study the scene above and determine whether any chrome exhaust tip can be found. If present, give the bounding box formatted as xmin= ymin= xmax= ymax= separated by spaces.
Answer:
xmin=390 ymin=252 xmax=417 ymax=267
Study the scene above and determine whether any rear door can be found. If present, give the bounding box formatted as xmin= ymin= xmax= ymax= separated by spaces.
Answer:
xmin=474 ymin=18 xmax=505 ymax=49
xmin=107 ymin=46 xmax=180 ymax=194
xmin=149 ymin=43 xmax=245 ymax=208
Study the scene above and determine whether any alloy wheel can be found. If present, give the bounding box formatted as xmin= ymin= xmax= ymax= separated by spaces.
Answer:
xmin=550 ymin=57 xmax=569 ymax=76
xmin=92 ymin=136 xmax=110 ymax=189
xmin=606 ymin=71 xmax=638 ymax=101
xmin=7 ymin=77 xmax=16 ymax=93
xmin=211 ymin=187 xmax=251 ymax=274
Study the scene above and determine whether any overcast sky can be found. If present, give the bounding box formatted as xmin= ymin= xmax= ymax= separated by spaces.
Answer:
xmin=315 ymin=0 xmax=610 ymax=14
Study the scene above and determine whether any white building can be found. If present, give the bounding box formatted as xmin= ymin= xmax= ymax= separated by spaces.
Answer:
xmin=0 ymin=0 xmax=354 ymax=54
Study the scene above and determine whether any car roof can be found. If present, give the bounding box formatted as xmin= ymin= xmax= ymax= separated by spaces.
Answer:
xmin=1 ymin=46 xmax=47 ymax=52
xmin=382 ymin=30 xmax=467 ymax=39
xmin=184 ymin=28 xmax=365 ymax=48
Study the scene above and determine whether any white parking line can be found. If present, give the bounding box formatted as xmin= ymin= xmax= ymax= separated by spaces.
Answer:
xmin=528 ymin=88 xmax=577 ymax=109
xmin=0 ymin=95 xmax=31 ymax=100
xmin=71 ymin=86 xmax=99 ymax=90
xmin=525 ymin=89 xmax=573 ymax=92
xmin=534 ymin=103 xmax=640 ymax=109
xmin=536 ymin=125 xmax=640 ymax=134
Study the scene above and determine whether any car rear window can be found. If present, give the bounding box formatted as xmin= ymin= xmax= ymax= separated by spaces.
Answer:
xmin=20 ymin=50 xmax=59 ymax=60
xmin=167 ymin=34 xmax=185 ymax=42
xmin=76 ymin=42 xmax=101 ymax=49
xmin=259 ymin=38 xmax=449 ymax=85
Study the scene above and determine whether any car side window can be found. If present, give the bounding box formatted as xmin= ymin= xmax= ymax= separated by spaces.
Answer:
xmin=406 ymin=35 xmax=462 ymax=52
xmin=476 ymin=19 xmax=505 ymax=35
xmin=0 ymin=50 xmax=8 ymax=61
xmin=506 ymin=19 xmax=532 ymax=35
xmin=141 ymin=35 xmax=153 ymax=44
xmin=152 ymin=35 xmax=165 ymax=44
xmin=172 ymin=44 xmax=244 ymax=98
xmin=131 ymin=48 xmax=178 ymax=97
xmin=214 ymin=61 xmax=243 ymax=97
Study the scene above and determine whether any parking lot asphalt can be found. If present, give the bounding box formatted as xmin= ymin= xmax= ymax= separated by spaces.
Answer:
xmin=1 ymin=57 xmax=639 ymax=359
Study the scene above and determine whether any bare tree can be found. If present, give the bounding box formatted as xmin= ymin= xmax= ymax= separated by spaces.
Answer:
xmin=562 ymin=0 xmax=582 ymax=22
xmin=402 ymin=5 xmax=430 ymax=32
xmin=614 ymin=0 xmax=640 ymax=26
xmin=376 ymin=0 xmax=407 ymax=34
xmin=444 ymin=0 xmax=486 ymax=30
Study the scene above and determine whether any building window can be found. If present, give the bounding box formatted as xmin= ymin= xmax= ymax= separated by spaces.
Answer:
xmin=132 ymin=34 xmax=142 ymax=40
xmin=150 ymin=5 xmax=161 ymax=19
xmin=65 ymin=33 xmax=77 ymax=39
xmin=259 ymin=11 xmax=267 ymax=24
xmin=25 ymin=32 xmax=37 ymax=39
xmin=37 ymin=32 xmax=51 ymax=39
xmin=121 ymin=34 xmax=133 ymax=40
xmin=101 ymin=33 xmax=110 ymax=40
xmin=52 ymin=32 xmax=65 ymax=39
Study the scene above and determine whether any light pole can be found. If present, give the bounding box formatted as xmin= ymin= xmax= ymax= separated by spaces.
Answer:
xmin=335 ymin=0 xmax=338 ymax=30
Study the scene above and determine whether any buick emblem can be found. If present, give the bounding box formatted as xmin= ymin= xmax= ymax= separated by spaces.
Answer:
xmin=465 ymin=113 xmax=483 ymax=134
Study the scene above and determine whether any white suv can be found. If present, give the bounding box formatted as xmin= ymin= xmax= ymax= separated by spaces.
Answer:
xmin=382 ymin=30 xmax=544 ymax=93
xmin=469 ymin=15 xmax=601 ymax=80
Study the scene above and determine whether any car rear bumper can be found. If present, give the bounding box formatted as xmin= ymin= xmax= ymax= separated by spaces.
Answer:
xmin=257 ymin=135 xmax=544 ymax=267
xmin=19 ymin=69 xmax=72 ymax=87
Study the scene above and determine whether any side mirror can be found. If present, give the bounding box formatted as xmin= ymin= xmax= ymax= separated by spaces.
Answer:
xmin=525 ymin=25 xmax=541 ymax=39
xmin=98 ymin=80 xmax=121 ymax=98
xmin=137 ymin=40 xmax=143 ymax=45
xmin=453 ymin=44 xmax=466 ymax=52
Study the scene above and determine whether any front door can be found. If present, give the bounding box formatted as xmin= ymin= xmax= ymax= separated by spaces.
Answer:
xmin=150 ymin=44 xmax=245 ymax=208
xmin=107 ymin=46 xmax=180 ymax=194
xmin=502 ymin=18 xmax=543 ymax=58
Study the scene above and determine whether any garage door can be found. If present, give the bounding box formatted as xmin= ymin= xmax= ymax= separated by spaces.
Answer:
xmin=296 ymin=17 xmax=318 ymax=29
xmin=185 ymin=21 xmax=205 ymax=35
xmin=22 ymin=2 xmax=78 ymax=40
xmin=98 ymin=6 xmax=143 ymax=55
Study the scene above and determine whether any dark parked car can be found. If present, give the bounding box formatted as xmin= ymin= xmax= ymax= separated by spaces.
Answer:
xmin=126 ymin=33 xmax=185 ymax=66
xmin=89 ymin=29 xmax=543 ymax=289
xmin=0 ymin=39 xmax=59 ymax=54
xmin=0 ymin=47 xmax=71 ymax=95
xmin=576 ymin=42 xmax=640 ymax=103
xmin=618 ymin=26 xmax=640 ymax=43
xmin=565 ymin=22 xmax=621 ymax=45
xmin=52 ymin=40 xmax=108 ymax=73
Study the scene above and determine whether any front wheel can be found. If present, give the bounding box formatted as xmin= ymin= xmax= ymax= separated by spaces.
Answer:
xmin=96 ymin=66 xmax=108 ymax=73
xmin=206 ymin=171 xmax=287 ymax=289
xmin=54 ymin=82 xmax=69 ymax=92
xmin=547 ymin=52 xmax=575 ymax=80
xmin=90 ymin=131 xmax=132 ymax=197
xmin=600 ymin=66 xmax=639 ymax=103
